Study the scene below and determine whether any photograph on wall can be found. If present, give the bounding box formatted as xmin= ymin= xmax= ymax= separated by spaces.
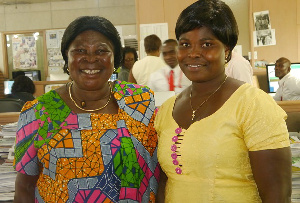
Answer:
xmin=253 ymin=10 xmax=271 ymax=31
xmin=46 ymin=29 xmax=65 ymax=48
xmin=12 ymin=36 xmax=37 ymax=69
xmin=253 ymin=29 xmax=276 ymax=47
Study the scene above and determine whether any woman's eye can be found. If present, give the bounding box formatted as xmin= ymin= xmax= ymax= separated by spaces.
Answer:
xmin=202 ymin=42 xmax=212 ymax=47
xmin=96 ymin=49 xmax=109 ymax=55
xmin=73 ymin=49 xmax=85 ymax=53
xmin=179 ymin=42 xmax=189 ymax=48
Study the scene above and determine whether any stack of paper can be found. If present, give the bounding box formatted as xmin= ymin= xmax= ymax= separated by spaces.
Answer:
xmin=0 ymin=122 xmax=17 ymax=160
xmin=290 ymin=132 xmax=300 ymax=202
xmin=0 ymin=122 xmax=18 ymax=202
xmin=0 ymin=171 xmax=16 ymax=202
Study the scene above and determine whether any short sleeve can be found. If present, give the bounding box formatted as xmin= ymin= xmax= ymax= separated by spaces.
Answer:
xmin=13 ymin=101 xmax=40 ymax=175
xmin=154 ymin=96 xmax=175 ymax=137
xmin=239 ymin=91 xmax=290 ymax=151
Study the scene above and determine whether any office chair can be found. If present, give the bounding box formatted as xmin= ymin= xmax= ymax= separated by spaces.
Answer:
xmin=0 ymin=98 xmax=25 ymax=113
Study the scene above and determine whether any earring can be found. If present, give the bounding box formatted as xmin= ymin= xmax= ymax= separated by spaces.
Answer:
xmin=225 ymin=56 xmax=228 ymax=63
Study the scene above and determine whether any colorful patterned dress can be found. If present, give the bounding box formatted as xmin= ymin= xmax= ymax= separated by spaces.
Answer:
xmin=14 ymin=80 xmax=159 ymax=203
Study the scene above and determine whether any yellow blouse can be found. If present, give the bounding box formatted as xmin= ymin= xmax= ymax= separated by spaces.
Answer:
xmin=155 ymin=84 xmax=290 ymax=202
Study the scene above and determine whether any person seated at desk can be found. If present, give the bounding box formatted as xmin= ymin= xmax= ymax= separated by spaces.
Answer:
xmin=6 ymin=75 xmax=35 ymax=102
xmin=273 ymin=57 xmax=300 ymax=101
xmin=148 ymin=39 xmax=191 ymax=94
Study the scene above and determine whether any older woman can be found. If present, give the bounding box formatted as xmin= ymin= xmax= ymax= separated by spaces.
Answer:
xmin=155 ymin=0 xmax=291 ymax=202
xmin=13 ymin=16 xmax=159 ymax=203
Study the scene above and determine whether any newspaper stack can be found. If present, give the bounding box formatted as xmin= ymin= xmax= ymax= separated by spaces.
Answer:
xmin=0 ymin=122 xmax=17 ymax=160
xmin=0 ymin=122 xmax=18 ymax=202
xmin=290 ymin=132 xmax=300 ymax=203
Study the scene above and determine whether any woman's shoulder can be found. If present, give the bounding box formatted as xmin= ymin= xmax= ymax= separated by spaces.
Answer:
xmin=113 ymin=80 xmax=153 ymax=98
xmin=36 ymin=89 xmax=61 ymax=102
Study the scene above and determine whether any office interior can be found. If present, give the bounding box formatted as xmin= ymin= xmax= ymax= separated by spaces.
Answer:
xmin=0 ymin=0 xmax=298 ymax=96
xmin=0 ymin=0 xmax=300 ymax=201
xmin=0 ymin=0 xmax=298 ymax=136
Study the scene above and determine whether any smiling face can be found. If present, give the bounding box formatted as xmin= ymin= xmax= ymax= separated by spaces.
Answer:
xmin=177 ymin=27 xmax=229 ymax=82
xmin=67 ymin=30 xmax=114 ymax=91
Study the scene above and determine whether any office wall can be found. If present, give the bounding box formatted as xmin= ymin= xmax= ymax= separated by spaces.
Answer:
xmin=136 ymin=0 xmax=250 ymax=56
xmin=0 ymin=0 xmax=137 ymax=73
xmin=252 ymin=0 xmax=299 ymax=63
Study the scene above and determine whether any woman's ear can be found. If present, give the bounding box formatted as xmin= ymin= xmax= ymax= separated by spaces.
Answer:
xmin=224 ymin=47 xmax=231 ymax=63
xmin=225 ymin=46 xmax=230 ymax=58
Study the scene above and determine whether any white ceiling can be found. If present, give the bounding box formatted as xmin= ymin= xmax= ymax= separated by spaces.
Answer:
xmin=1 ymin=0 xmax=79 ymax=5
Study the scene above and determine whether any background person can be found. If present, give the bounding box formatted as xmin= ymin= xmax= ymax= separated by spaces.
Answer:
xmin=148 ymin=39 xmax=191 ymax=94
xmin=6 ymin=75 xmax=35 ymax=102
xmin=128 ymin=34 xmax=165 ymax=85
xmin=225 ymin=51 xmax=253 ymax=85
xmin=155 ymin=0 xmax=291 ymax=202
xmin=273 ymin=57 xmax=300 ymax=101
xmin=13 ymin=16 xmax=159 ymax=203
xmin=117 ymin=46 xmax=138 ymax=81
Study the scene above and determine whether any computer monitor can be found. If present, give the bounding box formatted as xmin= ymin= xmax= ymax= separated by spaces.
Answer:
xmin=266 ymin=63 xmax=300 ymax=93
xmin=12 ymin=70 xmax=41 ymax=81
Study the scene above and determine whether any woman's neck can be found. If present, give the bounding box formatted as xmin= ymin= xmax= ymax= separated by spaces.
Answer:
xmin=71 ymin=81 xmax=112 ymax=102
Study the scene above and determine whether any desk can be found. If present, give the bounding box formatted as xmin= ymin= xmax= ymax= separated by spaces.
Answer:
xmin=0 ymin=112 xmax=20 ymax=125
xmin=277 ymin=101 xmax=300 ymax=113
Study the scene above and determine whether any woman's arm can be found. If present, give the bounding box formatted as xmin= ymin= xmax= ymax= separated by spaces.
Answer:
xmin=156 ymin=168 xmax=167 ymax=203
xmin=249 ymin=147 xmax=292 ymax=203
xmin=14 ymin=172 xmax=39 ymax=203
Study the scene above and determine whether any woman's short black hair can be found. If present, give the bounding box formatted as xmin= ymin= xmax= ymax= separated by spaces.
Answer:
xmin=61 ymin=16 xmax=122 ymax=74
xmin=11 ymin=75 xmax=35 ymax=94
xmin=121 ymin=46 xmax=138 ymax=65
xmin=175 ymin=0 xmax=239 ymax=61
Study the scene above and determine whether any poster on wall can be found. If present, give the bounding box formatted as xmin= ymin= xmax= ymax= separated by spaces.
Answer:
xmin=12 ymin=36 xmax=37 ymax=69
xmin=46 ymin=29 xmax=65 ymax=67
xmin=47 ymin=48 xmax=65 ymax=67
xmin=253 ymin=10 xmax=276 ymax=47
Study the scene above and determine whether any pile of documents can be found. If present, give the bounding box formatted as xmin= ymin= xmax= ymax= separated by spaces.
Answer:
xmin=0 ymin=122 xmax=17 ymax=202
xmin=290 ymin=132 xmax=300 ymax=202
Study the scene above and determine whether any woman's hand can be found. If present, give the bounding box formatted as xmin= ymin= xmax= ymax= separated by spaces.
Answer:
xmin=14 ymin=172 xmax=39 ymax=203
xmin=249 ymin=147 xmax=292 ymax=203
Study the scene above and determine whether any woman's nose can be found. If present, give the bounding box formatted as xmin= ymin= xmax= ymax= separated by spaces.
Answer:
xmin=188 ymin=46 xmax=201 ymax=58
xmin=85 ymin=52 xmax=100 ymax=62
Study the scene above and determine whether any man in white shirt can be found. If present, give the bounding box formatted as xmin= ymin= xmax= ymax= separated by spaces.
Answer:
xmin=225 ymin=51 xmax=253 ymax=85
xmin=148 ymin=39 xmax=191 ymax=94
xmin=273 ymin=57 xmax=300 ymax=101
xmin=128 ymin=34 xmax=165 ymax=86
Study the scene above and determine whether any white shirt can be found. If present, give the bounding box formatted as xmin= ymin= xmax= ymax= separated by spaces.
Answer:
xmin=148 ymin=64 xmax=191 ymax=94
xmin=225 ymin=52 xmax=253 ymax=85
xmin=273 ymin=73 xmax=300 ymax=101
xmin=132 ymin=56 xmax=166 ymax=86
